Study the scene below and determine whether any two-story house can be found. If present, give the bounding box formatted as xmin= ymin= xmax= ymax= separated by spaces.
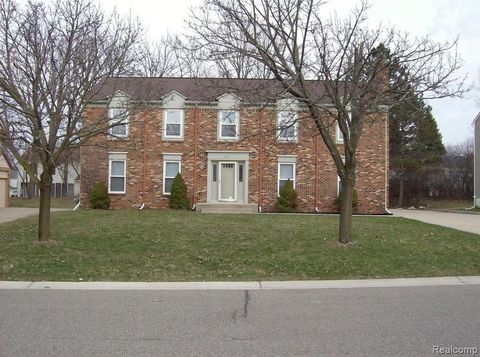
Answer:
xmin=80 ymin=77 xmax=389 ymax=213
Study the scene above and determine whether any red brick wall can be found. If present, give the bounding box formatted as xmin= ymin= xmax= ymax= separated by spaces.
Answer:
xmin=80 ymin=105 xmax=388 ymax=213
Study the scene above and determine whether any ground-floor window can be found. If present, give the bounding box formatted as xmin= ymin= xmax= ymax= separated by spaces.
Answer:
xmin=108 ymin=155 xmax=126 ymax=194
xmin=163 ymin=161 xmax=181 ymax=195
xmin=278 ymin=161 xmax=296 ymax=194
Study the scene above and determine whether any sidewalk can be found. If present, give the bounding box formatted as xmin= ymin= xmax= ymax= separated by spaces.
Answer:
xmin=391 ymin=209 xmax=480 ymax=235
xmin=0 ymin=207 xmax=68 ymax=224
xmin=1 ymin=276 xmax=479 ymax=290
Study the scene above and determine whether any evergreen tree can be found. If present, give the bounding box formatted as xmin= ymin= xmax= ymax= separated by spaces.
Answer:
xmin=90 ymin=181 xmax=110 ymax=209
xmin=388 ymin=80 xmax=445 ymax=206
xmin=169 ymin=173 xmax=190 ymax=210
xmin=277 ymin=179 xmax=298 ymax=213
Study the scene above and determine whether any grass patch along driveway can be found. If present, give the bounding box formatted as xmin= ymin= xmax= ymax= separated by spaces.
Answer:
xmin=0 ymin=210 xmax=478 ymax=282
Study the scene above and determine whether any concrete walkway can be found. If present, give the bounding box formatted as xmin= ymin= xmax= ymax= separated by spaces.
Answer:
xmin=391 ymin=209 xmax=480 ymax=235
xmin=0 ymin=207 xmax=67 ymax=224
xmin=1 ymin=276 xmax=479 ymax=290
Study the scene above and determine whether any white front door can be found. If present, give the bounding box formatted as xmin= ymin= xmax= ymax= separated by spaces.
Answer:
xmin=219 ymin=162 xmax=237 ymax=201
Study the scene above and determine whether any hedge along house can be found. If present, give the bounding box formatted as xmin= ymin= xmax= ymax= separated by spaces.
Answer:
xmin=80 ymin=77 xmax=389 ymax=213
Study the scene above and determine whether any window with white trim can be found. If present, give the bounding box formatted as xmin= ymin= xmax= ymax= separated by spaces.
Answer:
xmin=277 ymin=111 xmax=298 ymax=141
xmin=278 ymin=162 xmax=296 ymax=194
xmin=108 ymin=107 xmax=129 ymax=137
xmin=163 ymin=161 xmax=181 ymax=195
xmin=163 ymin=109 xmax=184 ymax=139
xmin=108 ymin=158 xmax=126 ymax=194
xmin=218 ymin=110 xmax=239 ymax=140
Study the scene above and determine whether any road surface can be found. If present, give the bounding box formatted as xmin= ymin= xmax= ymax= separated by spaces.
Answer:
xmin=1 ymin=284 xmax=479 ymax=356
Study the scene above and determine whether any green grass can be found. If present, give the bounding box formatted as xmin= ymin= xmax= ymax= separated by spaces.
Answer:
xmin=10 ymin=197 xmax=76 ymax=209
xmin=0 ymin=210 xmax=478 ymax=282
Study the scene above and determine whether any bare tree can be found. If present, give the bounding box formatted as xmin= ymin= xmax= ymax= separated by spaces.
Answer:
xmin=439 ymin=138 xmax=474 ymax=199
xmin=188 ymin=0 xmax=467 ymax=243
xmin=0 ymin=0 xmax=142 ymax=242
xmin=135 ymin=35 xmax=181 ymax=77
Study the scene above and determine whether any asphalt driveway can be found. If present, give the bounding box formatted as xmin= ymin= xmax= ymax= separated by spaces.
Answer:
xmin=0 ymin=208 xmax=67 ymax=224
xmin=391 ymin=209 xmax=480 ymax=235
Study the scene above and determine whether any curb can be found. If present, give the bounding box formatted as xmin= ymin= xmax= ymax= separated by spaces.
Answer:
xmin=1 ymin=276 xmax=479 ymax=291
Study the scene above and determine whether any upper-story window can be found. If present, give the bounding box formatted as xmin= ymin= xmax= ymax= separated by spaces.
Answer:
xmin=217 ymin=93 xmax=242 ymax=142
xmin=162 ymin=91 xmax=186 ymax=141
xmin=277 ymin=111 xmax=298 ymax=141
xmin=163 ymin=109 xmax=184 ymax=139
xmin=218 ymin=110 xmax=239 ymax=140
xmin=108 ymin=92 xmax=130 ymax=138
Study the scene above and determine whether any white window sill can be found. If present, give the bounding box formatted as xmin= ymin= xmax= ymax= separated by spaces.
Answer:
xmin=108 ymin=191 xmax=126 ymax=195
xmin=218 ymin=137 xmax=239 ymax=142
xmin=277 ymin=139 xmax=298 ymax=143
xmin=162 ymin=137 xmax=184 ymax=142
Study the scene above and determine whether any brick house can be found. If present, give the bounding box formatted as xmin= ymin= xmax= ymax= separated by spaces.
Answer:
xmin=80 ymin=77 xmax=389 ymax=213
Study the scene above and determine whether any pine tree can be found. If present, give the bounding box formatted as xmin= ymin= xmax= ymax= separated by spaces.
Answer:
xmin=169 ymin=173 xmax=190 ymax=210
xmin=389 ymin=83 xmax=445 ymax=206
xmin=277 ymin=179 xmax=298 ymax=213
xmin=89 ymin=181 xmax=110 ymax=209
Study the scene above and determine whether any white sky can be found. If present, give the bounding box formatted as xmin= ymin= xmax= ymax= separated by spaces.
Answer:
xmin=101 ymin=0 xmax=480 ymax=145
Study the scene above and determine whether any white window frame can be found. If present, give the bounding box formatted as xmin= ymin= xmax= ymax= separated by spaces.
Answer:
xmin=277 ymin=111 xmax=298 ymax=142
xmin=108 ymin=159 xmax=126 ymax=194
xmin=218 ymin=110 xmax=240 ymax=141
xmin=108 ymin=107 xmax=129 ymax=138
xmin=163 ymin=109 xmax=184 ymax=140
xmin=163 ymin=160 xmax=181 ymax=195
xmin=277 ymin=162 xmax=296 ymax=196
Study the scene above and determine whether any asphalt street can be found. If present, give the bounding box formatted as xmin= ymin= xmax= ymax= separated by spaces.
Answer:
xmin=1 ymin=285 xmax=479 ymax=357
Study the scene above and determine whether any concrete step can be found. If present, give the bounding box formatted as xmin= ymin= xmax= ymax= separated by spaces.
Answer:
xmin=196 ymin=203 xmax=258 ymax=214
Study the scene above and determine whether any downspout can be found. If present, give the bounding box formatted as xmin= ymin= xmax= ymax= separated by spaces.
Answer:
xmin=466 ymin=198 xmax=476 ymax=210
xmin=140 ymin=112 xmax=147 ymax=209
xmin=314 ymin=134 xmax=319 ymax=213
xmin=192 ymin=102 xmax=199 ymax=210
xmin=384 ymin=110 xmax=392 ymax=215
xmin=258 ymin=109 xmax=264 ymax=212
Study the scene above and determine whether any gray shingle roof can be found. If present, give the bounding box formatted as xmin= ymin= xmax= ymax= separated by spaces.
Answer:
xmin=88 ymin=77 xmax=329 ymax=104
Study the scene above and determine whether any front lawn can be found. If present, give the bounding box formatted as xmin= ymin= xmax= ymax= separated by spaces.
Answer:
xmin=0 ymin=210 xmax=478 ymax=281
xmin=10 ymin=197 xmax=76 ymax=209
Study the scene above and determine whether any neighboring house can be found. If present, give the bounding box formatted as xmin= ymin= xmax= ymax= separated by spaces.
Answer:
xmin=0 ymin=146 xmax=12 ymax=207
xmin=474 ymin=112 xmax=480 ymax=207
xmin=80 ymin=77 xmax=389 ymax=213
xmin=12 ymin=148 xmax=81 ymax=198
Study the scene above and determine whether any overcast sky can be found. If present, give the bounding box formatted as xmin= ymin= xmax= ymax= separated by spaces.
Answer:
xmin=102 ymin=0 xmax=479 ymax=145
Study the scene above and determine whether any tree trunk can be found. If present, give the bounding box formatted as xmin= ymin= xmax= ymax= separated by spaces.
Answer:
xmin=339 ymin=176 xmax=354 ymax=244
xmin=38 ymin=174 xmax=53 ymax=242
xmin=398 ymin=177 xmax=404 ymax=207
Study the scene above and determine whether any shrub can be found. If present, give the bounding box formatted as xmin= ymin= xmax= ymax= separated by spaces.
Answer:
xmin=335 ymin=188 xmax=359 ymax=212
xmin=277 ymin=179 xmax=298 ymax=213
xmin=169 ymin=173 xmax=190 ymax=210
xmin=90 ymin=181 xmax=110 ymax=209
